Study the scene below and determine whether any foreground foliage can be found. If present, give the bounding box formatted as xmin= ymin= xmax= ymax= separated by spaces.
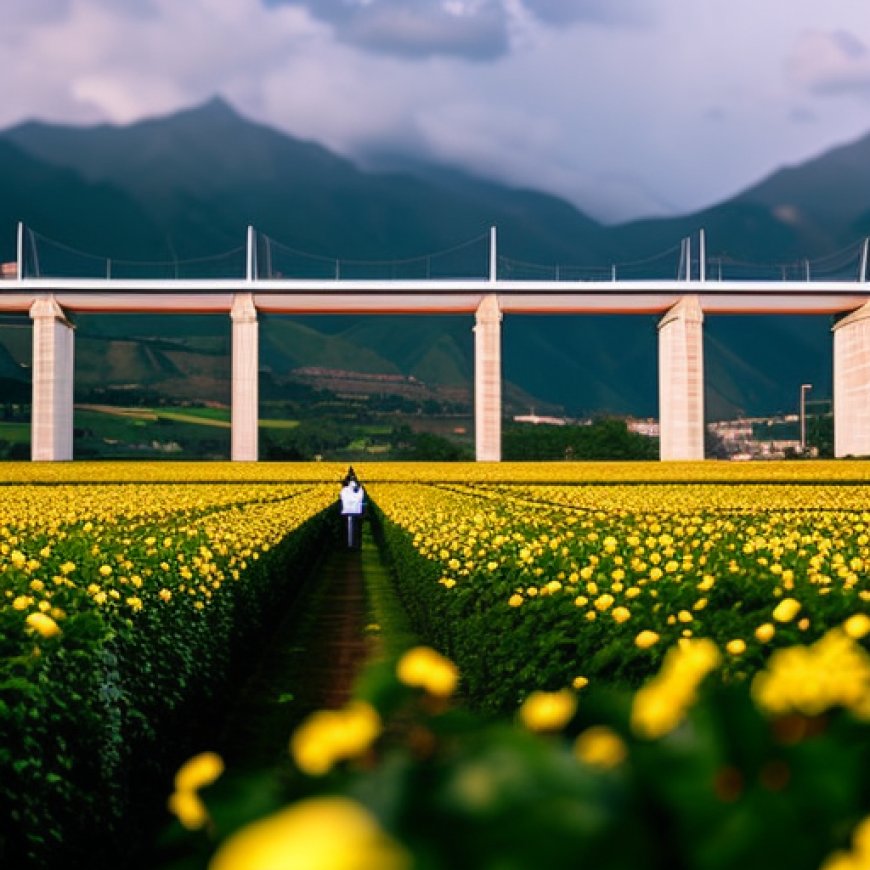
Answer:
xmin=167 ymin=635 xmax=870 ymax=870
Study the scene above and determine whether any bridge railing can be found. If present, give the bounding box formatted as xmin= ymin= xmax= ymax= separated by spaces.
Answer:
xmin=6 ymin=223 xmax=870 ymax=285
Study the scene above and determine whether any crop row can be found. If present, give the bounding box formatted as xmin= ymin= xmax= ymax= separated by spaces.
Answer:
xmin=0 ymin=482 xmax=336 ymax=868
xmin=370 ymin=481 xmax=870 ymax=710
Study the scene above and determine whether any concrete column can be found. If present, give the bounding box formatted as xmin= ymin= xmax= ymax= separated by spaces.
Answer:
xmin=231 ymin=293 xmax=258 ymax=461
xmin=658 ymin=295 xmax=705 ymax=460
xmin=30 ymin=297 xmax=74 ymax=461
xmin=833 ymin=301 xmax=870 ymax=457
xmin=474 ymin=293 xmax=502 ymax=461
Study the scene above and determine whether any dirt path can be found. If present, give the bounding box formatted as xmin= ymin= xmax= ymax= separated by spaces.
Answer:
xmin=213 ymin=524 xmax=399 ymax=771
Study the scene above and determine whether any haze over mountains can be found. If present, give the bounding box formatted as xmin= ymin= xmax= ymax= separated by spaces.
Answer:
xmin=2 ymin=97 xmax=869 ymax=419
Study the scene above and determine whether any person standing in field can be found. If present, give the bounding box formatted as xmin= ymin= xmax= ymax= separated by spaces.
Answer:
xmin=339 ymin=471 xmax=366 ymax=550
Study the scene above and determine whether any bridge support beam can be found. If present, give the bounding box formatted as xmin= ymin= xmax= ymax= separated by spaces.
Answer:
xmin=833 ymin=301 xmax=870 ymax=457
xmin=658 ymin=295 xmax=705 ymax=460
xmin=30 ymin=297 xmax=74 ymax=461
xmin=474 ymin=294 xmax=502 ymax=461
xmin=231 ymin=293 xmax=258 ymax=461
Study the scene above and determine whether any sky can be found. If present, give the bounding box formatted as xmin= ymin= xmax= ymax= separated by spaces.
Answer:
xmin=2 ymin=0 xmax=870 ymax=223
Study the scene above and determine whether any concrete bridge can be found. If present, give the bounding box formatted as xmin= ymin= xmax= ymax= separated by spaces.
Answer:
xmin=2 ymin=226 xmax=870 ymax=462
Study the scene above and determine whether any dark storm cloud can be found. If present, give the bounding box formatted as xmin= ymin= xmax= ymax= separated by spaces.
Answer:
xmin=267 ymin=0 xmax=509 ymax=60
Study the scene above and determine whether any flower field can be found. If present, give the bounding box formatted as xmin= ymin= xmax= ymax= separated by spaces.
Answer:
xmin=370 ymin=478 xmax=870 ymax=709
xmin=1 ymin=460 xmax=869 ymax=869
xmin=0 ymin=475 xmax=336 ymax=866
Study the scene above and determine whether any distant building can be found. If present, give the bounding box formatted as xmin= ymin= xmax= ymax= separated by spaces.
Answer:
xmin=512 ymin=413 xmax=568 ymax=426
xmin=627 ymin=418 xmax=660 ymax=438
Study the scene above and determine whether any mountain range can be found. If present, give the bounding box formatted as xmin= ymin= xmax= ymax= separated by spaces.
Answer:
xmin=2 ymin=97 xmax=869 ymax=419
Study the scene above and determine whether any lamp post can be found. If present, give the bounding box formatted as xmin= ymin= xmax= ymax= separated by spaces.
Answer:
xmin=800 ymin=383 xmax=812 ymax=453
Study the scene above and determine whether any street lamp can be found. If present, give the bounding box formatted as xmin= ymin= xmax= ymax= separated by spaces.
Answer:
xmin=800 ymin=383 xmax=812 ymax=453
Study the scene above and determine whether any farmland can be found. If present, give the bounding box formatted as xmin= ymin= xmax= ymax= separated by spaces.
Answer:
xmin=1 ymin=460 xmax=868 ymax=868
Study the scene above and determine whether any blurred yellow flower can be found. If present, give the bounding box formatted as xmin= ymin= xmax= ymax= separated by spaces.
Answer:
xmin=773 ymin=597 xmax=802 ymax=623
xmin=631 ymin=639 xmax=721 ymax=739
xmin=635 ymin=630 xmax=660 ymax=649
xmin=291 ymin=701 xmax=381 ymax=776
xmin=168 ymin=752 xmax=225 ymax=831
xmin=519 ymin=689 xmax=577 ymax=733
xmin=574 ymin=726 xmax=628 ymax=769
xmin=843 ymin=614 xmax=870 ymax=640
xmin=397 ymin=646 xmax=458 ymax=698
xmin=755 ymin=623 xmax=776 ymax=643
xmin=174 ymin=751 xmax=225 ymax=793
xmin=167 ymin=789 xmax=209 ymax=831
xmin=209 ymin=797 xmax=410 ymax=870
xmin=25 ymin=612 xmax=60 ymax=638
xmin=508 ymin=594 xmax=524 ymax=607
xmin=726 ymin=639 xmax=747 ymax=656
xmin=819 ymin=814 xmax=870 ymax=870
xmin=753 ymin=628 xmax=870 ymax=719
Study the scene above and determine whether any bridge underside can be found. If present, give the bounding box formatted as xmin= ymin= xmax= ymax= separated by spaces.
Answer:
xmin=4 ymin=280 xmax=869 ymax=461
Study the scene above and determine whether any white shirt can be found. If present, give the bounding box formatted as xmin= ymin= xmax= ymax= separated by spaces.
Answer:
xmin=340 ymin=483 xmax=365 ymax=515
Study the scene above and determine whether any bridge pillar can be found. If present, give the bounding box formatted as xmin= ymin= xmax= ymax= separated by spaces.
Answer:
xmin=833 ymin=301 xmax=870 ymax=457
xmin=231 ymin=293 xmax=258 ymax=461
xmin=30 ymin=297 xmax=74 ymax=461
xmin=474 ymin=294 xmax=502 ymax=461
xmin=658 ymin=295 xmax=705 ymax=460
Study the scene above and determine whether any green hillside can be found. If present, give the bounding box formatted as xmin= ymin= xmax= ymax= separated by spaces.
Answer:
xmin=0 ymin=97 xmax=861 ymax=419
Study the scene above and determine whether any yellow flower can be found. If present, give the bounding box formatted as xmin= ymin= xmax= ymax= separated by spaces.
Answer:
xmin=755 ymin=623 xmax=776 ymax=643
xmin=594 ymin=593 xmax=614 ymax=611
xmin=25 ymin=612 xmax=61 ymax=638
xmin=397 ymin=646 xmax=458 ymax=698
xmin=820 ymin=814 xmax=870 ymax=870
xmin=631 ymin=639 xmax=721 ymax=739
xmin=752 ymin=629 xmax=870 ymax=719
xmin=572 ymin=676 xmax=589 ymax=690
xmin=508 ymin=593 xmax=524 ymax=607
xmin=209 ymin=797 xmax=410 ymax=870
xmin=519 ymin=689 xmax=577 ymax=733
xmin=574 ymin=726 xmax=628 ymax=769
xmin=635 ymin=630 xmax=660 ymax=649
xmin=843 ymin=614 xmax=870 ymax=640
xmin=291 ymin=701 xmax=381 ymax=776
xmin=12 ymin=595 xmax=32 ymax=611
xmin=612 ymin=606 xmax=631 ymax=623
xmin=99 ymin=565 xmax=113 ymax=577
xmin=174 ymin=751 xmax=225 ymax=793
xmin=772 ymin=597 xmax=802 ymax=623
xmin=726 ymin=639 xmax=746 ymax=656
xmin=167 ymin=789 xmax=209 ymax=831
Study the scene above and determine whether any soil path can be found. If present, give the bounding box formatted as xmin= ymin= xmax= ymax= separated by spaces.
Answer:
xmin=213 ymin=523 xmax=406 ymax=770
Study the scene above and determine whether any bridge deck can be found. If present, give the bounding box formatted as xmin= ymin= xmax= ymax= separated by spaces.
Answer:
xmin=1 ymin=277 xmax=868 ymax=315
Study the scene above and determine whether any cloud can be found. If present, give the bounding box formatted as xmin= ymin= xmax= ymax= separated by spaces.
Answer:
xmin=787 ymin=29 xmax=870 ymax=98
xmin=522 ymin=0 xmax=651 ymax=27
xmin=264 ymin=0 xmax=650 ymax=60
xmin=0 ymin=0 xmax=328 ymax=125
xmin=269 ymin=0 xmax=510 ymax=59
